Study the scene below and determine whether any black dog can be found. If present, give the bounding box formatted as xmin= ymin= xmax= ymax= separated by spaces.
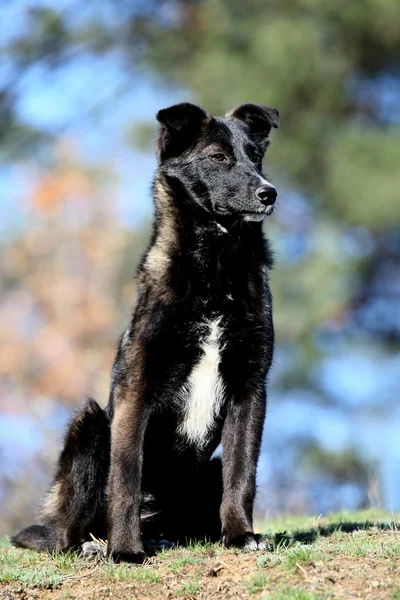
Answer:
xmin=12 ymin=102 xmax=279 ymax=563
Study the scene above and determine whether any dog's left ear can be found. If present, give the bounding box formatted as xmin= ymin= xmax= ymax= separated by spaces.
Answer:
xmin=156 ymin=103 xmax=208 ymax=159
xmin=227 ymin=103 xmax=280 ymax=149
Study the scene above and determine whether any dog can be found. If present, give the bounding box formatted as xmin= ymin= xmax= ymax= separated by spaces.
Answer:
xmin=12 ymin=102 xmax=279 ymax=563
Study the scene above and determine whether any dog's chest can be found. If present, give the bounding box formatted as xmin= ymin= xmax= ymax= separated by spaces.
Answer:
xmin=178 ymin=317 xmax=225 ymax=448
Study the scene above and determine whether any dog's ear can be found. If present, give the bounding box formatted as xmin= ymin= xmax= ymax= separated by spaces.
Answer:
xmin=156 ymin=103 xmax=208 ymax=159
xmin=227 ymin=103 xmax=279 ymax=149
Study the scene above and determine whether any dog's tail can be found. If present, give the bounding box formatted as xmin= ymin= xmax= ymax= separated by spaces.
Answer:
xmin=11 ymin=524 xmax=55 ymax=551
xmin=11 ymin=398 xmax=110 ymax=552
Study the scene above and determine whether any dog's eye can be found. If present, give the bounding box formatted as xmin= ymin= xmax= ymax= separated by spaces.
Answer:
xmin=252 ymin=153 xmax=262 ymax=166
xmin=210 ymin=153 xmax=227 ymax=162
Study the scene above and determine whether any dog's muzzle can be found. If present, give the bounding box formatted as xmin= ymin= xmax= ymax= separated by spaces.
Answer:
xmin=256 ymin=185 xmax=277 ymax=207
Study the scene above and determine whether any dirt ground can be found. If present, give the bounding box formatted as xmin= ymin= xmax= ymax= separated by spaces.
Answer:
xmin=1 ymin=511 xmax=399 ymax=599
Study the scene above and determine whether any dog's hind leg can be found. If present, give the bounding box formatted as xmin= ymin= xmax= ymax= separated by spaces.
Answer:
xmin=11 ymin=398 xmax=110 ymax=552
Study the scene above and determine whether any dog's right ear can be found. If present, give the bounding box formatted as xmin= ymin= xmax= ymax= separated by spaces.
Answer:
xmin=156 ymin=103 xmax=208 ymax=159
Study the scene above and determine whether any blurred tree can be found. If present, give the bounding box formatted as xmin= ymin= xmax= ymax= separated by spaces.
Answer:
xmin=0 ymin=139 xmax=153 ymax=533
xmin=0 ymin=140 xmax=138 ymax=407
xmin=2 ymin=0 xmax=399 ymax=340
xmin=1 ymin=0 xmax=400 ymax=529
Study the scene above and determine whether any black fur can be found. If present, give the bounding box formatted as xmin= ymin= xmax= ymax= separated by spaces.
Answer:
xmin=12 ymin=102 xmax=279 ymax=562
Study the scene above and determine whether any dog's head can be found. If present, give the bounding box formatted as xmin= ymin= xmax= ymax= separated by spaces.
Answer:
xmin=156 ymin=102 xmax=279 ymax=222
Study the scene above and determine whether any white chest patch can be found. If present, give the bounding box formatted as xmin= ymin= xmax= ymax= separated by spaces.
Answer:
xmin=178 ymin=317 xmax=225 ymax=448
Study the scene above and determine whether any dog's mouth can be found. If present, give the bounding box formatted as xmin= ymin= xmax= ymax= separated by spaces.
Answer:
xmin=215 ymin=205 xmax=275 ymax=220
xmin=243 ymin=213 xmax=265 ymax=222
xmin=243 ymin=205 xmax=275 ymax=221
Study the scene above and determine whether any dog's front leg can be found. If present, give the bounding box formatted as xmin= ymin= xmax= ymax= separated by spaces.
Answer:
xmin=107 ymin=389 xmax=151 ymax=563
xmin=220 ymin=387 xmax=268 ymax=551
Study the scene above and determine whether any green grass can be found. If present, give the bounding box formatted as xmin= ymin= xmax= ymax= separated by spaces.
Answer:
xmin=261 ymin=507 xmax=398 ymax=538
xmin=185 ymin=538 xmax=220 ymax=553
xmin=248 ymin=573 xmax=268 ymax=595
xmin=0 ymin=548 xmax=64 ymax=589
xmin=263 ymin=589 xmax=326 ymax=600
xmin=169 ymin=554 xmax=204 ymax=572
xmin=51 ymin=549 xmax=84 ymax=572
xmin=106 ymin=563 xmax=161 ymax=583
xmin=285 ymin=545 xmax=315 ymax=570
xmin=176 ymin=578 xmax=200 ymax=596
xmin=0 ymin=544 xmax=84 ymax=591
xmin=1 ymin=510 xmax=398 ymax=598
xmin=256 ymin=553 xmax=282 ymax=568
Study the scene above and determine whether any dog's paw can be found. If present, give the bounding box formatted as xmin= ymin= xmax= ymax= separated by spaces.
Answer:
xmin=107 ymin=548 xmax=148 ymax=564
xmin=81 ymin=541 xmax=107 ymax=559
xmin=224 ymin=532 xmax=270 ymax=552
xmin=242 ymin=533 xmax=270 ymax=552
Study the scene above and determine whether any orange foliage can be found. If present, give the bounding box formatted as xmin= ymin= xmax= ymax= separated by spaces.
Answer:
xmin=32 ymin=171 xmax=92 ymax=211
xmin=0 ymin=142 xmax=141 ymax=412
xmin=31 ymin=141 xmax=94 ymax=213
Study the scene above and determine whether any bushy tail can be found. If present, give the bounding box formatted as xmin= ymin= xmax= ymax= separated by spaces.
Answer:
xmin=11 ymin=524 xmax=55 ymax=551
xmin=11 ymin=398 xmax=110 ymax=552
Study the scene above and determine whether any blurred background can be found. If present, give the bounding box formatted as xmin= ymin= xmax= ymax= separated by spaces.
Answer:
xmin=1 ymin=0 xmax=400 ymax=537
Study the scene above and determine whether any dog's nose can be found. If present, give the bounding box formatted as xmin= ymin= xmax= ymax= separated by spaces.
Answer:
xmin=256 ymin=185 xmax=277 ymax=206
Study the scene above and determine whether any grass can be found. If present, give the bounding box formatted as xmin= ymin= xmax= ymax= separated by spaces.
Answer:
xmin=263 ymin=590 xmax=326 ymax=599
xmin=248 ymin=573 xmax=268 ymax=594
xmin=51 ymin=550 xmax=85 ymax=572
xmin=1 ymin=509 xmax=399 ymax=599
xmin=176 ymin=578 xmax=200 ymax=597
xmin=0 ymin=547 xmax=65 ymax=590
xmin=106 ymin=563 xmax=162 ymax=583
xmin=285 ymin=545 xmax=315 ymax=569
xmin=169 ymin=554 xmax=204 ymax=572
